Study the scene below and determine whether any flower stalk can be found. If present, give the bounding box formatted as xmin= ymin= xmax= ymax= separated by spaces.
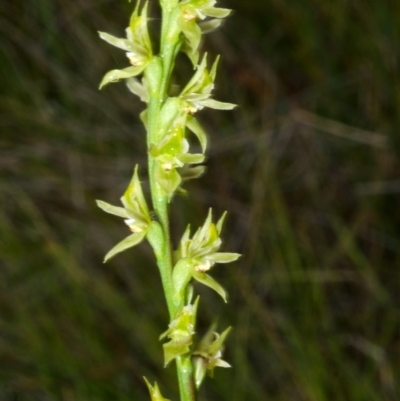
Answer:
xmin=96 ymin=1 xmax=239 ymax=400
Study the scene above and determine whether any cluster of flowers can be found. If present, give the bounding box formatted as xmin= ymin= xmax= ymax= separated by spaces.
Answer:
xmin=99 ymin=0 xmax=235 ymax=198
xmin=96 ymin=1 xmax=240 ymax=398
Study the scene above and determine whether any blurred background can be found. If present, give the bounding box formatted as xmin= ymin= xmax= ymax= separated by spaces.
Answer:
xmin=1 ymin=0 xmax=399 ymax=400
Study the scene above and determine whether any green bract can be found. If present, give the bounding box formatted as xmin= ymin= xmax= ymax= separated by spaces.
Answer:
xmin=96 ymin=165 xmax=152 ymax=262
xmin=172 ymin=210 xmax=241 ymax=304
xmin=193 ymin=325 xmax=231 ymax=388
xmin=98 ymin=1 xmax=152 ymax=89
xmin=178 ymin=0 xmax=231 ymax=64
xmin=160 ymin=298 xmax=199 ymax=366
xmin=144 ymin=378 xmax=171 ymax=401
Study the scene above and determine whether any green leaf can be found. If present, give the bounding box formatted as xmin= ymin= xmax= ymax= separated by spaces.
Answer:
xmin=99 ymin=65 xmax=147 ymax=89
xmin=192 ymin=271 xmax=227 ymax=302
xmin=186 ymin=115 xmax=207 ymax=152
xmin=96 ymin=200 xmax=129 ymax=218
xmin=104 ymin=232 xmax=146 ymax=262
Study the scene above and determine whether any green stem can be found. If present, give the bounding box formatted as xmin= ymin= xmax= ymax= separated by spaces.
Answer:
xmin=147 ymin=95 xmax=175 ymax=319
xmin=176 ymin=356 xmax=196 ymax=401
xmin=145 ymin=5 xmax=197 ymax=401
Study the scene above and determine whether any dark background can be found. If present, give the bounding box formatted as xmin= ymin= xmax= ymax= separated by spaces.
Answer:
xmin=1 ymin=0 xmax=399 ymax=400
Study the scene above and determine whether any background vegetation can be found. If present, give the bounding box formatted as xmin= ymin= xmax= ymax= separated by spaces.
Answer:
xmin=1 ymin=0 xmax=399 ymax=400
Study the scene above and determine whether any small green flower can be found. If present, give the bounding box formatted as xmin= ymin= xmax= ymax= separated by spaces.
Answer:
xmin=178 ymin=55 xmax=236 ymax=154
xmin=98 ymin=1 xmax=152 ymax=88
xmin=143 ymin=378 xmax=171 ymax=401
xmin=193 ymin=325 xmax=231 ymax=388
xmin=178 ymin=0 xmax=231 ymax=63
xmin=181 ymin=54 xmax=236 ymax=113
xmin=172 ymin=210 xmax=241 ymax=304
xmin=150 ymin=112 xmax=205 ymax=198
xmin=159 ymin=298 xmax=199 ymax=366
xmin=96 ymin=165 xmax=151 ymax=262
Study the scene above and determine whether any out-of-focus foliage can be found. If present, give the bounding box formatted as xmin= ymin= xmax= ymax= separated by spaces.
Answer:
xmin=0 ymin=0 xmax=399 ymax=400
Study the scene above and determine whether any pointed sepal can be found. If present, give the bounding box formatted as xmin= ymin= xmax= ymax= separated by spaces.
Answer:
xmin=143 ymin=378 xmax=171 ymax=401
xmin=103 ymin=232 xmax=146 ymax=262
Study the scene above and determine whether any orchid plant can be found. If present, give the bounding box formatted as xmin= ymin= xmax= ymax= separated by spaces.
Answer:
xmin=96 ymin=1 xmax=239 ymax=400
